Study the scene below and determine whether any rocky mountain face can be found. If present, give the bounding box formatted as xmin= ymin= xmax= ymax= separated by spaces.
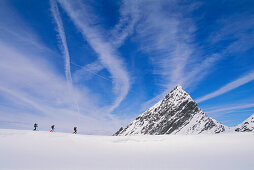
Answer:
xmin=114 ymin=85 xmax=228 ymax=136
xmin=234 ymin=114 xmax=254 ymax=132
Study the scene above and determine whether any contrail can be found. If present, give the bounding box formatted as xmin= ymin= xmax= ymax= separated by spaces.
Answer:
xmin=70 ymin=62 xmax=111 ymax=81
xmin=50 ymin=0 xmax=80 ymax=113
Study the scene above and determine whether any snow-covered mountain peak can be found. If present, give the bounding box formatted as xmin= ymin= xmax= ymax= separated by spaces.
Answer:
xmin=235 ymin=114 xmax=254 ymax=132
xmin=172 ymin=84 xmax=183 ymax=91
xmin=162 ymin=85 xmax=192 ymax=107
xmin=249 ymin=113 xmax=254 ymax=119
xmin=169 ymin=85 xmax=187 ymax=97
xmin=247 ymin=114 xmax=254 ymax=121
xmin=114 ymin=85 xmax=228 ymax=136
xmin=143 ymin=85 xmax=191 ymax=114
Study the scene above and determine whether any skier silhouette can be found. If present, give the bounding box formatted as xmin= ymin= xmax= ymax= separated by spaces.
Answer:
xmin=73 ymin=127 xmax=77 ymax=134
xmin=50 ymin=125 xmax=55 ymax=132
xmin=33 ymin=123 xmax=38 ymax=131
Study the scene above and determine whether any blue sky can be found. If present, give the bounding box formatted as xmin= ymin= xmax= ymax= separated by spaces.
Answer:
xmin=0 ymin=0 xmax=254 ymax=135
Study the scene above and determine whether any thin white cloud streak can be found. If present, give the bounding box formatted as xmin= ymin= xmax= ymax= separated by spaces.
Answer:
xmin=72 ymin=61 xmax=109 ymax=82
xmin=58 ymin=0 xmax=130 ymax=112
xmin=50 ymin=0 xmax=80 ymax=114
xmin=205 ymin=103 xmax=254 ymax=114
xmin=196 ymin=71 xmax=254 ymax=103
xmin=0 ymin=86 xmax=47 ymax=114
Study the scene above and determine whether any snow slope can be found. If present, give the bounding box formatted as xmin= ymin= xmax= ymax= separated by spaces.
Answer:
xmin=115 ymin=85 xmax=228 ymax=136
xmin=0 ymin=129 xmax=254 ymax=170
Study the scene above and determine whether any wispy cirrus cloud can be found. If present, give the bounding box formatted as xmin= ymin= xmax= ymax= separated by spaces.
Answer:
xmin=123 ymin=0 xmax=220 ymax=110
xmin=57 ymin=0 xmax=131 ymax=112
xmin=0 ymin=39 xmax=125 ymax=135
xmin=109 ymin=0 xmax=140 ymax=47
xmin=196 ymin=71 xmax=254 ymax=103
xmin=193 ymin=11 xmax=254 ymax=111
xmin=205 ymin=103 xmax=254 ymax=115
xmin=135 ymin=1 xmax=254 ymax=110
xmin=0 ymin=1 xmax=127 ymax=134
xmin=0 ymin=1 xmax=53 ymax=55
xmin=210 ymin=14 xmax=254 ymax=54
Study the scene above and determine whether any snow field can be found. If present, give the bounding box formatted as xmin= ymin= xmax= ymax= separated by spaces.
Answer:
xmin=0 ymin=129 xmax=253 ymax=170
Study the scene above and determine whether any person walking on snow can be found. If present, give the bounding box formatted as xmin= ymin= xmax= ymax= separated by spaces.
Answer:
xmin=33 ymin=123 xmax=38 ymax=131
xmin=73 ymin=127 xmax=77 ymax=134
xmin=50 ymin=125 xmax=55 ymax=132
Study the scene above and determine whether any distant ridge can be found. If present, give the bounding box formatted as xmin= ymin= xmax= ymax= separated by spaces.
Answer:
xmin=234 ymin=114 xmax=254 ymax=132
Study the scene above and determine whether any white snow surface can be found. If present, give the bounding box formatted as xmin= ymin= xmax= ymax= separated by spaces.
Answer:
xmin=1 ymin=129 xmax=254 ymax=170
